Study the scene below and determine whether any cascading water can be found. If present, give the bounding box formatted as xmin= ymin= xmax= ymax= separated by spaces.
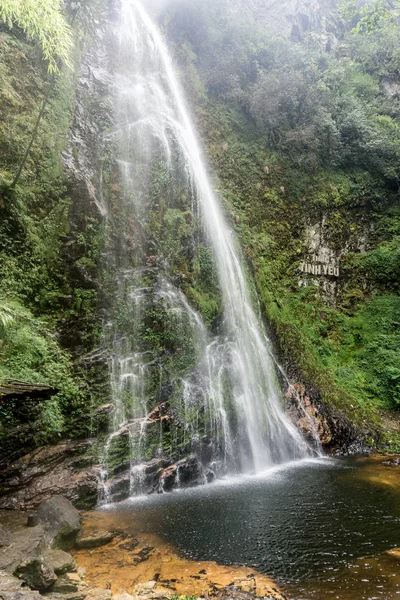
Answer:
xmin=100 ymin=0 xmax=311 ymax=500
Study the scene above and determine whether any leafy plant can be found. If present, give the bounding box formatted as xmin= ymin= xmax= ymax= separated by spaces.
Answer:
xmin=0 ymin=0 xmax=73 ymax=73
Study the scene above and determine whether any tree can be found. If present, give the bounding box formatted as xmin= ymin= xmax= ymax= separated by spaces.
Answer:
xmin=0 ymin=0 xmax=73 ymax=187
xmin=0 ymin=0 xmax=73 ymax=74
xmin=338 ymin=0 xmax=400 ymax=34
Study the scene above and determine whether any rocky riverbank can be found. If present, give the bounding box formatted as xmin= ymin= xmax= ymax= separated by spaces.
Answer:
xmin=0 ymin=496 xmax=287 ymax=600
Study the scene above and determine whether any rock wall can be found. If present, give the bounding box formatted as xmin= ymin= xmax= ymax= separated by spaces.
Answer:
xmin=230 ymin=0 xmax=338 ymax=42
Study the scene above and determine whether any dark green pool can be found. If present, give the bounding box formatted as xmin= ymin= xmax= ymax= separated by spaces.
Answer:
xmin=105 ymin=457 xmax=400 ymax=599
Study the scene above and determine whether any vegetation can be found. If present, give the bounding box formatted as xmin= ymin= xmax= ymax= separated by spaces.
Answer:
xmin=0 ymin=2 xmax=106 ymax=452
xmin=1 ymin=0 xmax=399 ymax=461
xmin=160 ymin=0 xmax=400 ymax=444
xmin=0 ymin=0 xmax=73 ymax=73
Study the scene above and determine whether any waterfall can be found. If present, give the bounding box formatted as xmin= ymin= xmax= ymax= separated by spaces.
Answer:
xmin=101 ymin=0 xmax=310 ymax=498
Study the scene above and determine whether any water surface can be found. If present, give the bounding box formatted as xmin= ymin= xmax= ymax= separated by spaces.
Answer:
xmin=103 ymin=456 xmax=400 ymax=599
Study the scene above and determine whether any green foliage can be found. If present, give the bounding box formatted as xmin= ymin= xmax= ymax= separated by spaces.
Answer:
xmin=0 ymin=302 xmax=16 ymax=328
xmin=0 ymin=0 xmax=73 ymax=73
xmin=338 ymin=0 xmax=400 ymax=34
xmin=0 ymin=298 xmax=82 ymax=441
xmin=161 ymin=0 xmax=400 ymax=430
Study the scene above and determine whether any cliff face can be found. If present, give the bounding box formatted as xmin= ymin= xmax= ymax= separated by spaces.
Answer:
xmin=0 ymin=0 xmax=399 ymax=509
xmin=230 ymin=0 xmax=338 ymax=40
xmin=160 ymin=0 xmax=400 ymax=448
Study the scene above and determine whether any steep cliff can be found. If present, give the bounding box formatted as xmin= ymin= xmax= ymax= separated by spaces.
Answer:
xmin=0 ymin=0 xmax=399 ymax=509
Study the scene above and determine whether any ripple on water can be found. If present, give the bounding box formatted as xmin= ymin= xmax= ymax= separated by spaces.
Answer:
xmin=98 ymin=456 xmax=400 ymax=599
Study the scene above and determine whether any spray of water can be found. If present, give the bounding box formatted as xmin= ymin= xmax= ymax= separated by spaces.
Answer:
xmin=101 ymin=0 xmax=311 ymax=497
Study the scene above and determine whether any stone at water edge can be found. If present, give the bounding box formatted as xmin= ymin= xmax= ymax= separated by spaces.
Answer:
xmin=37 ymin=496 xmax=81 ymax=551
xmin=382 ymin=457 xmax=400 ymax=467
xmin=43 ymin=549 xmax=76 ymax=576
xmin=75 ymin=531 xmax=115 ymax=549
xmin=51 ymin=573 xmax=81 ymax=594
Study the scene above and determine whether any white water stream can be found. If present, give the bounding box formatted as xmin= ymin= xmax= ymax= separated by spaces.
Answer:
xmin=101 ymin=0 xmax=311 ymax=498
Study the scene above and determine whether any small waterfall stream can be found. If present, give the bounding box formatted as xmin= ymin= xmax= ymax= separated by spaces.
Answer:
xmin=100 ymin=0 xmax=311 ymax=500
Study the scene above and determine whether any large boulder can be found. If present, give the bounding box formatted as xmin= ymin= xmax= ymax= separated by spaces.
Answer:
xmin=43 ymin=550 xmax=76 ymax=576
xmin=0 ymin=525 xmax=45 ymax=574
xmin=37 ymin=496 xmax=81 ymax=551
xmin=13 ymin=558 xmax=57 ymax=592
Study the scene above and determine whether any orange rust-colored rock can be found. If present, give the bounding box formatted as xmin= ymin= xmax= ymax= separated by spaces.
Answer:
xmin=72 ymin=512 xmax=286 ymax=599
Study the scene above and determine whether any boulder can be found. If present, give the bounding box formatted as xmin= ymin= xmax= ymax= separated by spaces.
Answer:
xmin=13 ymin=558 xmax=57 ymax=592
xmin=0 ymin=525 xmax=45 ymax=573
xmin=43 ymin=549 xmax=76 ymax=575
xmin=105 ymin=476 xmax=130 ymax=504
xmin=37 ymin=496 xmax=81 ymax=550
xmin=159 ymin=466 xmax=176 ymax=492
xmin=51 ymin=574 xmax=80 ymax=594
xmin=75 ymin=531 xmax=114 ymax=549
xmin=176 ymin=455 xmax=203 ymax=487
xmin=112 ymin=594 xmax=135 ymax=600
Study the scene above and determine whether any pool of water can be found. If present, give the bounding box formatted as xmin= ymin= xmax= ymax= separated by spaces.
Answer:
xmin=103 ymin=456 xmax=400 ymax=599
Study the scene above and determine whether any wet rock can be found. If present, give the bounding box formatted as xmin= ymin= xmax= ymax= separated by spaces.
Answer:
xmin=383 ymin=457 xmax=400 ymax=467
xmin=43 ymin=549 xmax=76 ymax=576
xmin=92 ymin=404 xmax=114 ymax=433
xmin=37 ymin=496 xmax=81 ymax=551
xmin=13 ymin=558 xmax=57 ymax=592
xmin=285 ymin=382 xmax=371 ymax=454
xmin=176 ymin=455 xmax=203 ymax=487
xmin=51 ymin=574 xmax=80 ymax=594
xmin=143 ymin=458 xmax=171 ymax=475
xmin=0 ymin=441 xmax=99 ymax=511
xmin=387 ymin=547 xmax=400 ymax=562
xmin=204 ymin=469 xmax=216 ymax=483
xmin=76 ymin=531 xmax=114 ymax=549
xmin=285 ymin=384 xmax=332 ymax=447
xmin=106 ymin=457 xmax=173 ymax=500
xmin=106 ymin=475 xmax=130 ymax=503
xmin=144 ymin=403 xmax=171 ymax=425
xmin=159 ymin=466 xmax=176 ymax=492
